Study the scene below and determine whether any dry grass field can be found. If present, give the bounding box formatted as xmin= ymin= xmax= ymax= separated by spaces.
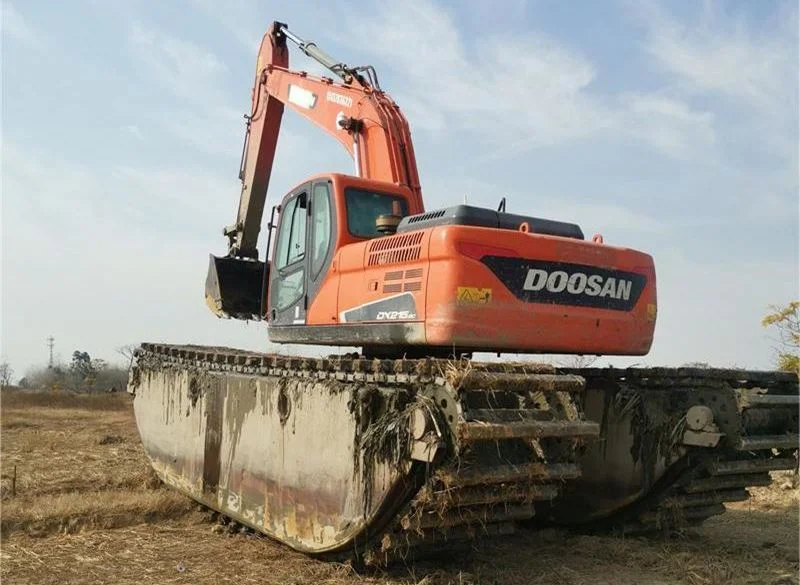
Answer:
xmin=1 ymin=391 xmax=797 ymax=585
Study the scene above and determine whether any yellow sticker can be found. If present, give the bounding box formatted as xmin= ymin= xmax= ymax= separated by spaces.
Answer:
xmin=457 ymin=286 xmax=492 ymax=304
xmin=647 ymin=303 xmax=657 ymax=321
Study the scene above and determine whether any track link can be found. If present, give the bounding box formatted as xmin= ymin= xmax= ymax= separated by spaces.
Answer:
xmin=130 ymin=347 xmax=798 ymax=560
xmin=565 ymin=367 xmax=799 ymax=534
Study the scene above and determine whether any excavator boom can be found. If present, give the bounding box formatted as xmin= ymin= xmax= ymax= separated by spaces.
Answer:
xmin=206 ymin=23 xmax=422 ymax=320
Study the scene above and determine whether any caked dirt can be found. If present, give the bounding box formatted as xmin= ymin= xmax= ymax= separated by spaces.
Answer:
xmin=1 ymin=391 xmax=797 ymax=585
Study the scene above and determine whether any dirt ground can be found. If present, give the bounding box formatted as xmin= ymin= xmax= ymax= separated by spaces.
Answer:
xmin=1 ymin=391 xmax=797 ymax=585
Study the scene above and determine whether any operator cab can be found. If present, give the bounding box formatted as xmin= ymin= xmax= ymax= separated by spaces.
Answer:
xmin=265 ymin=174 xmax=415 ymax=326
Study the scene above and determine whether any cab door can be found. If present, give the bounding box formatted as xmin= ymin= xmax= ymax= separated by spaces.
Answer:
xmin=268 ymin=179 xmax=337 ymax=327
xmin=305 ymin=180 xmax=335 ymax=308
xmin=269 ymin=185 xmax=309 ymax=326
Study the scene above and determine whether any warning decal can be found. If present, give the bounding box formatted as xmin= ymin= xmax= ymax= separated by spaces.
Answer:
xmin=457 ymin=286 xmax=492 ymax=304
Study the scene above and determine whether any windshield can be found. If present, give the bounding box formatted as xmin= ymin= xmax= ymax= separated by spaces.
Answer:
xmin=344 ymin=188 xmax=409 ymax=238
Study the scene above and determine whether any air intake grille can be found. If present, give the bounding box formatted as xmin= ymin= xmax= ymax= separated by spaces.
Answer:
xmin=407 ymin=209 xmax=446 ymax=224
xmin=368 ymin=232 xmax=424 ymax=266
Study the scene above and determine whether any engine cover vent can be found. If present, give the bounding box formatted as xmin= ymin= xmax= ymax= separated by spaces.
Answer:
xmin=368 ymin=232 xmax=424 ymax=266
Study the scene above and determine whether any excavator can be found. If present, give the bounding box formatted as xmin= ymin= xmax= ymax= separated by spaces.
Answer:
xmin=129 ymin=22 xmax=799 ymax=564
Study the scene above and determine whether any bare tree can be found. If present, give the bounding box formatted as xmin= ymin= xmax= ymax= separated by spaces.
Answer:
xmin=116 ymin=345 xmax=138 ymax=368
xmin=556 ymin=355 xmax=599 ymax=369
xmin=0 ymin=362 xmax=14 ymax=390
xmin=681 ymin=362 xmax=711 ymax=369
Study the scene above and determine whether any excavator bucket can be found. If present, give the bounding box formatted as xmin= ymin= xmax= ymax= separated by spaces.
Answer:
xmin=204 ymin=254 xmax=266 ymax=319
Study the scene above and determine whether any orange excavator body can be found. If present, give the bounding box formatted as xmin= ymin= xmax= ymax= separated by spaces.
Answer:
xmin=205 ymin=21 xmax=657 ymax=358
xmin=265 ymin=173 xmax=656 ymax=357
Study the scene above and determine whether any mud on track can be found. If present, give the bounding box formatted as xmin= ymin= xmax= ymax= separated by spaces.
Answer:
xmin=1 ymin=391 xmax=797 ymax=585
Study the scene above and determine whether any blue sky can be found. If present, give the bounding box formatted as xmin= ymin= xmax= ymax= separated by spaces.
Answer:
xmin=1 ymin=0 xmax=797 ymax=375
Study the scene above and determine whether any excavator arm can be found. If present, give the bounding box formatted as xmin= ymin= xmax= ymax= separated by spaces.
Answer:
xmin=206 ymin=22 xmax=422 ymax=319
xmin=225 ymin=22 xmax=288 ymax=261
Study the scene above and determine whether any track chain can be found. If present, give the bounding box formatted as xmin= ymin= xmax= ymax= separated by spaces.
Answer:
xmin=131 ymin=345 xmax=799 ymax=561
xmin=131 ymin=343 xmax=596 ymax=563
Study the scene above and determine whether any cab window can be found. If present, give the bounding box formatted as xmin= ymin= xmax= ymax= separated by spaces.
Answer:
xmin=311 ymin=183 xmax=332 ymax=277
xmin=275 ymin=269 xmax=304 ymax=310
xmin=275 ymin=193 xmax=307 ymax=269
xmin=344 ymin=188 xmax=408 ymax=238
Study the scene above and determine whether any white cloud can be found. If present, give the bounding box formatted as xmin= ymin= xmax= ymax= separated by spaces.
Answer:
xmin=123 ymin=125 xmax=144 ymax=141
xmin=128 ymin=23 xmax=229 ymax=106
xmin=347 ymin=0 xmax=713 ymax=158
xmin=419 ymin=174 xmax=668 ymax=243
xmin=632 ymin=0 xmax=797 ymax=167
xmin=187 ymin=0 xmax=262 ymax=52
xmin=538 ymin=199 xmax=668 ymax=236
xmin=126 ymin=22 xmax=252 ymax=167
xmin=1 ymin=1 xmax=43 ymax=50
xmin=150 ymin=107 xmax=243 ymax=159
xmin=618 ymin=93 xmax=716 ymax=157
xmin=1 ymin=141 xmax=237 ymax=231
xmin=351 ymin=1 xmax=609 ymax=146
xmin=639 ymin=1 xmax=797 ymax=111
xmin=1 ymin=141 xmax=268 ymax=373
xmin=641 ymin=251 xmax=798 ymax=368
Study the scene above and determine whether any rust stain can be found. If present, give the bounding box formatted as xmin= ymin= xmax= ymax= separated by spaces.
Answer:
xmin=135 ymin=367 xmax=407 ymax=553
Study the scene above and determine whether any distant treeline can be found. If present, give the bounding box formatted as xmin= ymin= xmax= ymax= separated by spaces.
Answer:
xmin=16 ymin=350 xmax=129 ymax=393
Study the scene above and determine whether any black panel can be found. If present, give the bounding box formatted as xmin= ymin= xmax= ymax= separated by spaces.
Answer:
xmin=482 ymin=256 xmax=646 ymax=311
xmin=269 ymin=322 xmax=425 ymax=346
xmin=341 ymin=292 xmax=418 ymax=322
xmin=396 ymin=205 xmax=584 ymax=240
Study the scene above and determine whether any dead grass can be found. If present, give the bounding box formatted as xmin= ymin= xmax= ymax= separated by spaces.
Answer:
xmin=1 ymin=401 xmax=149 ymax=500
xmin=2 ymin=390 xmax=132 ymax=411
xmin=2 ymin=509 xmax=796 ymax=585
xmin=0 ymin=390 xmax=191 ymax=540
xmin=0 ymin=391 xmax=797 ymax=585
xmin=1 ymin=489 xmax=196 ymax=536
xmin=730 ymin=471 xmax=800 ymax=511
